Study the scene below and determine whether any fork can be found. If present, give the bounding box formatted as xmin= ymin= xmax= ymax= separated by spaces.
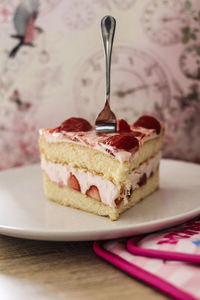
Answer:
xmin=95 ymin=16 xmax=117 ymax=134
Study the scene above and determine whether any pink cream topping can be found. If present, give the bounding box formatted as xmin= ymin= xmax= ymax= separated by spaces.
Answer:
xmin=40 ymin=116 xmax=163 ymax=162
xmin=40 ymin=126 xmax=160 ymax=163
xmin=41 ymin=152 xmax=161 ymax=208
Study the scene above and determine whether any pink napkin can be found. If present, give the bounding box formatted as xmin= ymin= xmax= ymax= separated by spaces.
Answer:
xmin=94 ymin=217 xmax=200 ymax=300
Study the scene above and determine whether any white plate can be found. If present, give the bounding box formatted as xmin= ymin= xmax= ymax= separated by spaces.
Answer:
xmin=0 ymin=159 xmax=199 ymax=241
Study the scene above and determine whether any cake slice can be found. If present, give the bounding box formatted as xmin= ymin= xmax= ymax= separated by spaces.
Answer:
xmin=39 ymin=115 xmax=164 ymax=221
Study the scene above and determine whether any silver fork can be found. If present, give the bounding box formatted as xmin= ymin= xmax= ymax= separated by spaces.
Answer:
xmin=95 ymin=15 xmax=117 ymax=134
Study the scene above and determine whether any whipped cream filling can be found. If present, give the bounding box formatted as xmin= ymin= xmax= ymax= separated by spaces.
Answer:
xmin=129 ymin=152 xmax=161 ymax=188
xmin=41 ymin=157 xmax=120 ymax=207
xmin=41 ymin=152 xmax=161 ymax=208
xmin=40 ymin=126 xmax=160 ymax=163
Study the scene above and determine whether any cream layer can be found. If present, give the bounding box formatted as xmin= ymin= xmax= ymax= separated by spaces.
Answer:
xmin=41 ymin=152 xmax=161 ymax=207
xmin=41 ymin=152 xmax=161 ymax=208
xmin=40 ymin=126 xmax=161 ymax=163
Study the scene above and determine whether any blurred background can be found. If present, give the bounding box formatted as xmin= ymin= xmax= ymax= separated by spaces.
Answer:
xmin=0 ymin=0 xmax=199 ymax=170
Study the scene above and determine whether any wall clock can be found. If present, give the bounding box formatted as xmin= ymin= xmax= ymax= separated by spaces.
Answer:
xmin=142 ymin=0 xmax=189 ymax=46
xmin=74 ymin=46 xmax=170 ymax=121
xmin=180 ymin=45 xmax=200 ymax=80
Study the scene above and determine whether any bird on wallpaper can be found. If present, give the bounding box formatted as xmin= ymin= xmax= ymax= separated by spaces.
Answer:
xmin=9 ymin=0 xmax=43 ymax=58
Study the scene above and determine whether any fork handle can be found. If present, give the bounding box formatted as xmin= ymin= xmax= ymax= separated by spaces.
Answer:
xmin=101 ymin=16 xmax=116 ymax=105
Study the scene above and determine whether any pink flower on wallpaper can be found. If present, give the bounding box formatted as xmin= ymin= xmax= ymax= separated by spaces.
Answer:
xmin=0 ymin=87 xmax=39 ymax=171
xmin=1 ymin=107 xmax=40 ymax=170
xmin=62 ymin=0 xmax=96 ymax=30
xmin=112 ymin=0 xmax=136 ymax=10
xmin=0 ymin=1 xmax=16 ymax=23
xmin=13 ymin=118 xmax=29 ymax=133
xmin=0 ymin=114 xmax=40 ymax=171
xmin=0 ymin=46 xmax=63 ymax=171
xmin=39 ymin=0 xmax=63 ymax=16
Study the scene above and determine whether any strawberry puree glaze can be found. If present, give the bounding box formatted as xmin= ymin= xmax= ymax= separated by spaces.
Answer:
xmin=41 ymin=152 xmax=161 ymax=208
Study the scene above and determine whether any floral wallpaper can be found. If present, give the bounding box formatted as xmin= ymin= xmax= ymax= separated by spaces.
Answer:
xmin=0 ymin=0 xmax=200 ymax=171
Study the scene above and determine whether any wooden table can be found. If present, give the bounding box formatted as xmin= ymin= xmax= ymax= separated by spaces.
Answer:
xmin=0 ymin=235 xmax=170 ymax=300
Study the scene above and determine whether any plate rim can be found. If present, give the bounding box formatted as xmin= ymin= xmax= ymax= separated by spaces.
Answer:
xmin=0 ymin=207 xmax=199 ymax=242
xmin=0 ymin=159 xmax=199 ymax=241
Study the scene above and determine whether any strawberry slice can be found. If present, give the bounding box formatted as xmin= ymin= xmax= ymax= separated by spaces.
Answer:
xmin=117 ymin=119 xmax=131 ymax=132
xmin=133 ymin=115 xmax=161 ymax=134
xmin=49 ymin=127 xmax=61 ymax=133
xmin=61 ymin=117 xmax=92 ymax=132
xmin=115 ymin=198 xmax=123 ymax=206
xmin=52 ymin=117 xmax=92 ymax=132
xmin=86 ymin=185 xmax=101 ymax=201
xmin=105 ymin=134 xmax=139 ymax=152
xmin=138 ymin=173 xmax=147 ymax=186
xmin=68 ymin=173 xmax=81 ymax=191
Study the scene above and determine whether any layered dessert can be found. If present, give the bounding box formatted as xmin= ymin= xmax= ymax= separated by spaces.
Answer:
xmin=39 ymin=115 xmax=164 ymax=221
